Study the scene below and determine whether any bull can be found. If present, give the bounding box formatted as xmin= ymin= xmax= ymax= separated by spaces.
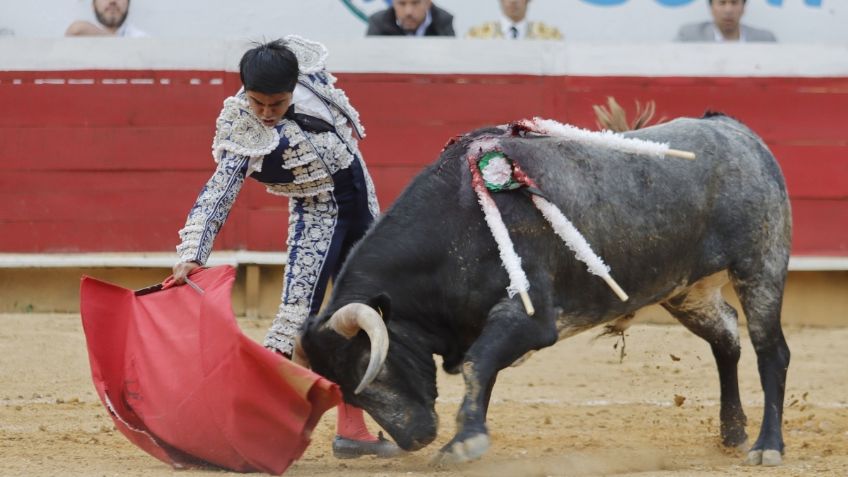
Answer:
xmin=299 ymin=113 xmax=792 ymax=466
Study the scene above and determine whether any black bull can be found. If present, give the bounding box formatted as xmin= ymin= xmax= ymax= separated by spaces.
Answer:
xmin=301 ymin=113 xmax=792 ymax=466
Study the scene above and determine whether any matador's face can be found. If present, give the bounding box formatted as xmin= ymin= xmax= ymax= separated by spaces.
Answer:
xmin=245 ymin=90 xmax=293 ymax=128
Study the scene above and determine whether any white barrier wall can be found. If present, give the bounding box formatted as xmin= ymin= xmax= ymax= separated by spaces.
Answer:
xmin=1 ymin=0 xmax=846 ymax=43
xmin=2 ymin=38 xmax=846 ymax=77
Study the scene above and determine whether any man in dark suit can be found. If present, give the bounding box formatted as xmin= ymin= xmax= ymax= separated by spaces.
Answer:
xmin=676 ymin=0 xmax=776 ymax=42
xmin=366 ymin=0 xmax=455 ymax=37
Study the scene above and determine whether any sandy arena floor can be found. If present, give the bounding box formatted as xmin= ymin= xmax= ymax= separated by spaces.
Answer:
xmin=1 ymin=313 xmax=846 ymax=477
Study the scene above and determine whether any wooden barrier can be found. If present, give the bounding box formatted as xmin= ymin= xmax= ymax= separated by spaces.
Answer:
xmin=1 ymin=40 xmax=846 ymax=257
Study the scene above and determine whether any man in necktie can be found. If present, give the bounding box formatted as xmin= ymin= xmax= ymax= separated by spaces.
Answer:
xmin=466 ymin=0 xmax=563 ymax=40
xmin=366 ymin=0 xmax=455 ymax=37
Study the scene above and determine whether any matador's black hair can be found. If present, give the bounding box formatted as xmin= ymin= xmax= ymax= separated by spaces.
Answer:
xmin=239 ymin=39 xmax=299 ymax=94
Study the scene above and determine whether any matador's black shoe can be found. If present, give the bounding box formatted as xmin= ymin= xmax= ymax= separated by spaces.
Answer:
xmin=332 ymin=432 xmax=403 ymax=459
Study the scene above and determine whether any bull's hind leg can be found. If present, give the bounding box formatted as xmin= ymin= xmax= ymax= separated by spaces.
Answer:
xmin=662 ymin=272 xmax=748 ymax=449
xmin=730 ymin=263 xmax=790 ymax=467
xmin=433 ymin=297 xmax=557 ymax=465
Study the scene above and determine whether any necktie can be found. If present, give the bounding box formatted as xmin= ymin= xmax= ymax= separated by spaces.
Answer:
xmin=509 ymin=26 xmax=519 ymax=39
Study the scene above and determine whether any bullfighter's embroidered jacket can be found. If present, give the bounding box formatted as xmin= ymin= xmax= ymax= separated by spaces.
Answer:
xmin=176 ymin=35 xmax=379 ymax=265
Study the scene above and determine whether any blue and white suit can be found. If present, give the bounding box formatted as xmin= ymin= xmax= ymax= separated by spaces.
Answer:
xmin=176 ymin=36 xmax=379 ymax=355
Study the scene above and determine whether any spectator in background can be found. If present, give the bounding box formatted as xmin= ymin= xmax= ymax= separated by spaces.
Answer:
xmin=66 ymin=0 xmax=148 ymax=37
xmin=366 ymin=0 xmax=455 ymax=37
xmin=676 ymin=0 xmax=775 ymax=42
xmin=467 ymin=0 xmax=562 ymax=40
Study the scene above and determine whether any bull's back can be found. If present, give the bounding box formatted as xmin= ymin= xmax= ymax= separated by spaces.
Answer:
xmin=488 ymin=116 xmax=789 ymax=314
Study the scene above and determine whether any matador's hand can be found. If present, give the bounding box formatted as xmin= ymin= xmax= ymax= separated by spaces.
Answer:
xmin=172 ymin=261 xmax=200 ymax=285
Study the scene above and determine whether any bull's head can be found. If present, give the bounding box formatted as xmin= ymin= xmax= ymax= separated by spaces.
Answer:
xmin=300 ymin=296 xmax=439 ymax=451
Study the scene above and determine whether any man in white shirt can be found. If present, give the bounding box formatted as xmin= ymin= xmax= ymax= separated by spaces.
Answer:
xmin=466 ymin=0 xmax=562 ymax=40
xmin=66 ymin=0 xmax=148 ymax=37
xmin=676 ymin=0 xmax=776 ymax=42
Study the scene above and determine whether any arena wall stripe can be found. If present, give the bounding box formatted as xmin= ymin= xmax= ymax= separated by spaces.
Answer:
xmin=1 ymin=41 xmax=845 ymax=257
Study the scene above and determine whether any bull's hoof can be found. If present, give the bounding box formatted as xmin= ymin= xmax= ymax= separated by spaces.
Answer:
xmin=431 ymin=434 xmax=490 ymax=466
xmin=731 ymin=439 xmax=749 ymax=452
xmin=762 ymin=450 xmax=783 ymax=466
xmin=720 ymin=423 xmax=747 ymax=448
xmin=722 ymin=434 xmax=748 ymax=449
xmin=744 ymin=449 xmax=762 ymax=466
xmin=744 ymin=449 xmax=783 ymax=466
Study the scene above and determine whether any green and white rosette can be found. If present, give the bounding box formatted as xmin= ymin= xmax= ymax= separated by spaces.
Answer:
xmin=478 ymin=151 xmax=521 ymax=192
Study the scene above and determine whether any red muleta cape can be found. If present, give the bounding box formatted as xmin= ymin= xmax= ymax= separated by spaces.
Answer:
xmin=79 ymin=265 xmax=341 ymax=475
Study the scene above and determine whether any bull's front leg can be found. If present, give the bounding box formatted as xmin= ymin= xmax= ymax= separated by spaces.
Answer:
xmin=433 ymin=298 xmax=556 ymax=465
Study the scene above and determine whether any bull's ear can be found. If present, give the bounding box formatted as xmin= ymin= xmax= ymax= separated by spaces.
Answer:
xmin=366 ymin=293 xmax=392 ymax=323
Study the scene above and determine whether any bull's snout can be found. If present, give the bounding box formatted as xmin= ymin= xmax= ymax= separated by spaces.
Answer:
xmin=394 ymin=417 xmax=437 ymax=451
xmin=382 ymin=409 xmax=438 ymax=451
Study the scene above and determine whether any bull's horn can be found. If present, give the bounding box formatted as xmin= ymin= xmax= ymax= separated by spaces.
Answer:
xmin=325 ymin=303 xmax=389 ymax=394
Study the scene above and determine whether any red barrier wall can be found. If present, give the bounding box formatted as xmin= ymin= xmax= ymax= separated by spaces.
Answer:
xmin=1 ymin=70 xmax=846 ymax=255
